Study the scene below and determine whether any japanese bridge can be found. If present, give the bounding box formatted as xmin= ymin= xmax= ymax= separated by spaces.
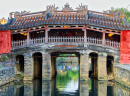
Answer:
xmin=0 ymin=3 xmax=130 ymax=81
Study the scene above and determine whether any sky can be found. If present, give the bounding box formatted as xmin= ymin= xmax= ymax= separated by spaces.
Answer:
xmin=0 ymin=0 xmax=130 ymax=19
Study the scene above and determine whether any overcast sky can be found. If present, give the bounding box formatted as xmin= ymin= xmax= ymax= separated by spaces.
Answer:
xmin=0 ymin=0 xmax=130 ymax=19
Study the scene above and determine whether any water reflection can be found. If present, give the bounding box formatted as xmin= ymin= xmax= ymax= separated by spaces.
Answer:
xmin=0 ymin=69 xmax=130 ymax=96
xmin=55 ymin=69 xmax=79 ymax=96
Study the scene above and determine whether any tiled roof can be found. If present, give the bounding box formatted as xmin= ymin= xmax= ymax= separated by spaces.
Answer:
xmin=0 ymin=11 xmax=130 ymax=30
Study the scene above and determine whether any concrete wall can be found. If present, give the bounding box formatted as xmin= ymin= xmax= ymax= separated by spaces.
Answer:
xmin=0 ymin=67 xmax=14 ymax=86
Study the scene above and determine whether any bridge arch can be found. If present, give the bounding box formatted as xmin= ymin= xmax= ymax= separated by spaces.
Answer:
xmin=15 ymin=55 xmax=24 ymax=79
xmin=89 ymin=52 xmax=98 ymax=78
xmin=32 ymin=52 xmax=42 ymax=79
xmin=51 ymin=52 xmax=80 ymax=78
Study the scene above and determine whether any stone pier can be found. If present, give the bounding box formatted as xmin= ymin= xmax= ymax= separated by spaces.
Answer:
xmin=42 ymin=53 xmax=51 ymax=80
xmin=98 ymin=53 xmax=107 ymax=80
xmin=80 ymin=53 xmax=89 ymax=81
xmin=23 ymin=53 xmax=33 ymax=80
xmin=80 ymin=81 xmax=89 ymax=96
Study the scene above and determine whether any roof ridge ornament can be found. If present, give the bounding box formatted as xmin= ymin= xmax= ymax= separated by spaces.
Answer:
xmin=62 ymin=3 xmax=73 ymax=11
xmin=76 ymin=3 xmax=88 ymax=11
xmin=46 ymin=4 xmax=59 ymax=12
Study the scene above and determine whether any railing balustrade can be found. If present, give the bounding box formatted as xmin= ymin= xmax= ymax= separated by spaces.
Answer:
xmin=29 ymin=37 xmax=45 ymax=45
xmin=48 ymin=36 xmax=84 ymax=42
xmin=11 ymin=37 xmax=120 ymax=48
xmin=11 ymin=40 xmax=27 ymax=48
xmin=106 ymin=39 xmax=120 ymax=48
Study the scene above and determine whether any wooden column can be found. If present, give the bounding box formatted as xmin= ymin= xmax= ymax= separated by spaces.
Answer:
xmin=102 ymin=29 xmax=106 ymax=45
xmin=45 ymin=25 xmax=48 ymax=43
xmin=84 ymin=25 xmax=87 ymax=43
xmin=27 ymin=28 xmax=30 ymax=46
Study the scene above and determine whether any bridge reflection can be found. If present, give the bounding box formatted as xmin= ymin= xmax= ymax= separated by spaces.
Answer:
xmin=0 ymin=79 xmax=129 ymax=96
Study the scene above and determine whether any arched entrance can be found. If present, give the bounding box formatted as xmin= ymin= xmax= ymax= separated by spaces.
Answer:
xmin=107 ymin=56 xmax=114 ymax=75
xmin=89 ymin=52 xmax=98 ymax=78
xmin=15 ymin=55 xmax=24 ymax=78
xmin=33 ymin=52 xmax=42 ymax=79
xmin=51 ymin=52 xmax=80 ymax=78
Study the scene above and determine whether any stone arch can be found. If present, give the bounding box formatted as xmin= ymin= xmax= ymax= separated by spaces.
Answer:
xmin=15 ymin=55 xmax=24 ymax=78
xmin=89 ymin=52 xmax=98 ymax=78
xmin=32 ymin=52 xmax=42 ymax=79
xmin=107 ymin=55 xmax=114 ymax=76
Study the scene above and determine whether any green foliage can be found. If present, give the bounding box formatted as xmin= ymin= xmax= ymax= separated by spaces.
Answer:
xmin=110 ymin=7 xmax=130 ymax=23
xmin=0 ymin=54 xmax=8 ymax=62
xmin=56 ymin=70 xmax=79 ymax=88
xmin=15 ymin=74 xmax=23 ymax=79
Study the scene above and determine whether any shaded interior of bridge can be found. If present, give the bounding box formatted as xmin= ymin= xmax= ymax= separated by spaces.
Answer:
xmin=33 ymin=52 xmax=42 ymax=79
xmin=107 ymin=56 xmax=114 ymax=75
xmin=15 ymin=55 xmax=24 ymax=77
xmin=89 ymin=53 xmax=98 ymax=79
xmin=12 ymin=29 xmax=120 ymax=43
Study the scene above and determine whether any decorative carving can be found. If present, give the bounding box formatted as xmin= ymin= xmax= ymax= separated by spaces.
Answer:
xmin=62 ymin=3 xmax=73 ymax=11
xmin=46 ymin=4 xmax=59 ymax=12
xmin=104 ymin=10 xmax=120 ymax=18
xmin=14 ymin=11 xmax=30 ymax=15
xmin=76 ymin=3 xmax=88 ymax=11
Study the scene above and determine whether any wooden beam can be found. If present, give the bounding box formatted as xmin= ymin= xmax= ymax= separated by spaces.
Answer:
xmin=29 ymin=28 xmax=45 ymax=32
xmin=11 ymin=31 xmax=27 ymax=34
xmin=52 ymin=56 xmax=77 ymax=57
xmin=105 ymin=31 xmax=120 ymax=35
xmin=47 ymin=27 xmax=85 ymax=30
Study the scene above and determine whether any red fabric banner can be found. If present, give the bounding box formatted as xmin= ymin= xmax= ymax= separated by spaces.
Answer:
xmin=121 ymin=30 xmax=130 ymax=64
xmin=0 ymin=30 xmax=11 ymax=54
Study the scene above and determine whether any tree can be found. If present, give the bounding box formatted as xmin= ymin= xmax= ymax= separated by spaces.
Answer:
xmin=110 ymin=7 xmax=130 ymax=23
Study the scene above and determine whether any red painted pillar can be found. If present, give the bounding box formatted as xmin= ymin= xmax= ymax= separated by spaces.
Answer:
xmin=84 ymin=25 xmax=87 ymax=43
xmin=27 ymin=28 xmax=30 ymax=46
xmin=120 ymin=30 xmax=130 ymax=64
xmin=45 ymin=25 xmax=48 ymax=43
xmin=102 ymin=29 xmax=106 ymax=45
xmin=0 ymin=30 xmax=11 ymax=54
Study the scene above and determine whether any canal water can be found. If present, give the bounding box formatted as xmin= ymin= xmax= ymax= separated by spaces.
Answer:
xmin=0 ymin=66 xmax=130 ymax=96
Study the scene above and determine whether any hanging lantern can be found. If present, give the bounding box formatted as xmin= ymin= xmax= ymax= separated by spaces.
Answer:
xmin=24 ymin=33 xmax=27 ymax=36
xmin=108 ymin=33 xmax=114 ymax=37
xmin=20 ymin=33 xmax=24 ymax=35
xmin=64 ymin=26 xmax=68 ymax=28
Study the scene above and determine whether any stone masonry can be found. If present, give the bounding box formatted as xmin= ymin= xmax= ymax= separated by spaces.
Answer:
xmin=80 ymin=53 xmax=89 ymax=81
xmin=23 ymin=53 xmax=33 ymax=80
xmin=42 ymin=53 xmax=51 ymax=80
xmin=114 ymin=65 xmax=130 ymax=88
xmin=98 ymin=53 xmax=107 ymax=80
xmin=0 ymin=67 xmax=14 ymax=86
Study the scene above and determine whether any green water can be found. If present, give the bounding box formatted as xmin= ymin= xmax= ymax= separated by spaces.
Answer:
xmin=0 ymin=69 xmax=129 ymax=96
